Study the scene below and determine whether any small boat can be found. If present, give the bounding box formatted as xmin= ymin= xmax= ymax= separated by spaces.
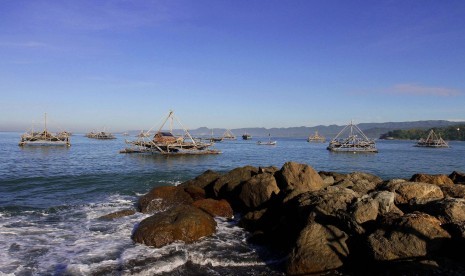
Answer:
xmin=307 ymin=130 xmax=325 ymax=142
xmin=122 ymin=132 xmax=129 ymax=136
xmin=222 ymin=129 xmax=237 ymax=140
xmin=19 ymin=113 xmax=71 ymax=147
xmin=327 ymin=121 xmax=377 ymax=153
xmin=415 ymin=129 xmax=449 ymax=148
xmin=121 ymin=110 xmax=221 ymax=155
xmin=242 ymin=132 xmax=252 ymax=140
xmin=86 ymin=129 xmax=116 ymax=139
xmin=206 ymin=129 xmax=223 ymax=142
xmin=257 ymin=134 xmax=277 ymax=146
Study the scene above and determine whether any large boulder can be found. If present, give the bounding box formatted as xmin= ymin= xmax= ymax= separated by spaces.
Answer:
xmin=334 ymin=172 xmax=383 ymax=195
xmin=417 ymin=198 xmax=465 ymax=224
xmin=450 ymin=171 xmax=465 ymax=184
xmin=192 ymin=198 xmax=234 ymax=218
xmin=208 ymin=166 xmax=258 ymax=198
xmin=286 ymin=221 xmax=348 ymax=275
xmin=367 ymin=212 xmax=451 ymax=261
xmin=385 ymin=181 xmax=444 ymax=205
xmin=179 ymin=170 xmax=222 ymax=189
xmin=238 ymin=173 xmax=280 ymax=210
xmin=350 ymin=191 xmax=402 ymax=225
xmin=441 ymin=184 xmax=465 ymax=198
xmin=410 ymin=174 xmax=454 ymax=186
xmin=138 ymin=186 xmax=193 ymax=213
xmin=99 ymin=209 xmax=136 ymax=220
xmin=132 ymin=205 xmax=217 ymax=248
xmin=276 ymin=162 xmax=325 ymax=194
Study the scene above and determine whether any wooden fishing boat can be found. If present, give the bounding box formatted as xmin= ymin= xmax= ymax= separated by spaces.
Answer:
xmin=19 ymin=113 xmax=71 ymax=147
xmin=415 ymin=129 xmax=449 ymax=148
xmin=242 ymin=132 xmax=252 ymax=140
xmin=121 ymin=110 xmax=221 ymax=155
xmin=206 ymin=129 xmax=223 ymax=142
xmin=86 ymin=129 xmax=116 ymax=139
xmin=307 ymin=130 xmax=325 ymax=142
xmin=222 ymin=129 xmax=237 ymax=140
xmin=327 ymin=121 xmax=377 ymax=153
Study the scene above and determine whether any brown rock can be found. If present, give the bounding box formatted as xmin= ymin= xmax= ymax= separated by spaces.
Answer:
xmin=238 ymin=208 xmax=268 ymax=231
xmin=410 ymin=173 xmax=454 ymax=186
xmin=420 ymin=198 xmax=465 ymax=224
xmin=449 ymin=171 xmax=465 ymax=184
xmin=367 ymin=212 xmax=451 ymax=261
xmin=192 ymin=198 xmax=233 ymax=218
xmin=286 ymin=221 xmax=348 ymax=275
xmin=99 ymin=209 xmax=136 ymax=220
xmin=179 ymin=170 xmax=222 ymax=189
xmin=351 ymin=195 xmax=379 ymax=224
xmin=277 ymin=162 xmax=325 ymax=193
xmin=334 ymin=172 xmax=383 ymax=195
xmin=138 ymin=186 xmax=193 ymax=213
xmin=385 ymin=181 xmax=444 ymax=205
xmin=441 ymin=184 xmax=465 ymax=198
xmin=238 ymin=173 xmax=280 ymax=210
xmin=183 ymin=185 xmax=206 ymax=201
xmin=132 ymin=205 xmax=217 ymax=248
xmin=294 ymin=186 xmax=359 ymax=216
xmin=209 ymin=166 xmax=258 ymax=198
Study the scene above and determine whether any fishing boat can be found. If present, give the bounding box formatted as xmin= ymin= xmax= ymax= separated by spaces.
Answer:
xmin=121 ymin=110 xmax=221 ymax=155
xmin=86 ymin=129 xmax=116 ymax=139
xmin=222 ymin=129 xmax=236 ymax=140
xmin=19 ymin=113 xmax=71 ymax=147
xmin=122 ymin=132 xmax=129 ymax=136
xmin=415 ymin=129 xmax=449 ymax=148
xmin=206 ymin=129 xmax=223 ymax=142
xmin=307 ymin=130 xmax=325 ymax=142
xmin=327 ymin=121 xmax=377 ymax=153
xmin=242 ymin=132 xmax=252 ymax=140
xmin=137 ymin=130 xmax=151 ymax=138
xmin=257 ymin=134 xmax=277 ymax=146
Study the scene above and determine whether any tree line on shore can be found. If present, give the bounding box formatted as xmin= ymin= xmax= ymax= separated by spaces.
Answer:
xmin=380 ymin=124 xmax=465 ymax=141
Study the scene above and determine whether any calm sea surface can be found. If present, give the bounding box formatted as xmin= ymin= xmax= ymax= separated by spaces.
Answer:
xmin=1 ymin=132 xmax=464 ymax=275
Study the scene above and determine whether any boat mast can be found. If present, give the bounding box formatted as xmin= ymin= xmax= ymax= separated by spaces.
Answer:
xmin=44 ymin=113 xmax=47 ymax=133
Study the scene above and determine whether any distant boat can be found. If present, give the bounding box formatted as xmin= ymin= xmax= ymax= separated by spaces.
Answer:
xmin=307 ymin=130 xmax=325 ymax=142
xmin=121 ymin=110 xmax=221 ymax=155
xmin=206 ymin=129 xmax=223 ymax=142
xmin=136 ymin=130 xmax=151 ymax=138
xmin=19 ymin=113 xmax=71 ymax=147
xmin=122 ymin=132 xmax=129 ymax=136
xmin=257 ymin=134 xmax=277 ymax=146
xmin=242 ymin=132 xmax=252 ymax=140
xmin=415 ymin=129 xmax=449 ymax=148
xmin=86 ymin=128 xmax=116 ymax=139
xmin=327 ymin=121 xmax=377 ymax=153
xmin=222 ymin=129 xmax=236 ymax=140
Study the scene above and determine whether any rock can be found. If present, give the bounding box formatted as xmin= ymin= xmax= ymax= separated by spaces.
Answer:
xmin=418 ymin=198 xmax=465 ymax=224
xmin=286 ymin=221 xmax=348 ymax=274
xmin=209 ymin=166 xmax=258 ymax=198
xmin=441 ymin=184 xmax=465 ymax=198
xmin=138 ymin=186 xmax=193 ymax=213
xmin=179 ymin=170 xmax=222 ymax=189
xmin=410 ymin=173 xmax=454 ymax=186
xmin=276 ymin=162 xmax=325 ymax=194
xmin=192 ymin=198 xmax=233 ymax=218
xmin=238 ymin=173 xmax=280 ymax=210
xmin=450 ymin=171 xmax=465 ymax=184
xmin=351 ymin=195 xmax=379 ymax=224
xmin=239 ymin=208 xmax=268 ymax=231
xmin=258 ymin=166 xmax=279 ymax=174
xmin=385 ymin=181 xmax=444 ymax=205
xmin=183 ymin=185 xmax=206 ymax=201
xmin=334 ymin=172 xmax=383 ymax=195
xmin=99 ymin=209 xmax=136 ymax=220
xmin=319 ymin=171 xmax=347 ymax=183
xmin=372 ymin=191 xmax=398 ymax=215
xmin=294 ymin=186 xmax=360 ymax=216
xmin=367 ymin=212 xmax=451 ymax=261
xmin=132 ymin=205 xmax=217 ymax=248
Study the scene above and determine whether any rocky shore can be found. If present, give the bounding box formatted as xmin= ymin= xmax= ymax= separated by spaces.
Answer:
xmin=105 ymin=162 xmax=465 ymax=275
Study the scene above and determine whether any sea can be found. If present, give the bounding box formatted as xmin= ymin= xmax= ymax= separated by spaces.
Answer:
xmin=1 ymin=132 xmax=465 ymax=275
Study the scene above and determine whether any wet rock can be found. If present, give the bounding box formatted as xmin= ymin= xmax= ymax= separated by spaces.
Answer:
xmin=286 ymin=221 xmax=348 ymax=275
xmin=238 ymin=173 xmax=280 ymax=210
xmin=179 ymin=170 xmax=222 ymax=189
xmin=367 ymin=212 xmax=451 ymax=261
xmin=183 ymin=185 xmax=206 ymax=201
xmin=385 ymin=181 xmax=444 ymax=205
xmin=132 ymin=205 xmax=217 ymax=248
xmin=138 ymin=186 xmax=193 ymax=213
xmin=192 ymin=198 xmax=233 ymax=218
xmin=209 ymin=166 xmax=258 ymax=198
xmin=450 ymin=171 xmax=465 ymax=184
xmin=276 ymin=162 xmax=325 ymax=194
xmin=238 ymin=208 xmax=268 ymax=232
xmin=410 ymin=173 xmax=454 ymax=186
xmin=99 ymin=209 xmax=136 ymax=220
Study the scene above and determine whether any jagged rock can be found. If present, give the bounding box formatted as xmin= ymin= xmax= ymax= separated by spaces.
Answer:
xmin=99 ymin=209 xmax=136 ymax=220
xmin=410 ymin=173 xmax=454 ymax=186
xmin=367 ymin=212 xmax=451 ymax=261
xmin=192 ymin=198 xmax=233 ymax=218
xmin=238 ymin=173 xmax=280 ymax=210
xmin=258 ymin=166 xmax=279 ymax=174
xmin=138 ymin=186 xmax=193 ymax=213
xmin=286 ymin=221 xmax=348 ymax=275
xmin=385 ymin=181 xmax=444 ymax=205
xmin=351 ymin=195 xmax=379 ymax=224
xmin=239 ymin=208 xmax=268 ymax=231
xmin=179 ymin=169 xmax=222 ymax=189
xmin=441 ymin=184 xmax=465 ymax=198
xmin=319 ymin=171 xmax=347 ymax=183
xmin=294 ymin=186 xmax=360 ymax=216
xmin=334 ymin=172 xmax=384 ymax=195
xmin=208 ymin=166 xmax=258 ymax=198
xmin=183 ymin=185 xmax=206 ymax=201
xmin=416 ymin=198 xmax=465 ymax=224
xmin=450 ymin=171 xmax=465 ymax=184
xmin=132 ymin=205 xmax=216 ymax=248
xmin=276 ymin=162 xmax=325 ymax=194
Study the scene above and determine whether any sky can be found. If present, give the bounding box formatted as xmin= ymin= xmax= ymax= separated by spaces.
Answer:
xmin=1 ymin=0 xmax=464 ymax=132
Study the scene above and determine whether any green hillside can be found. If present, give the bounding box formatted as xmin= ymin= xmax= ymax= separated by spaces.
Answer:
xmin=380 ymin=125 xmax=465 ymax=141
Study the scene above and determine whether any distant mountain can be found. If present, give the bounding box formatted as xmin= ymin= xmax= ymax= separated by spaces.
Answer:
xmin=124 ymin=120 xmax=465 ymax=139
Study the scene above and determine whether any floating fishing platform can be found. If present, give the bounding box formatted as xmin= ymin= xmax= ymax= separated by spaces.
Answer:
xmin=415 ymin=129 xmax=449 ymax=148
xmin=86 ymin=129 xmax=116 ymax=139
xmin=18 ymin=113 xmax=71 ymax=147
xmin=327 ymin=121 xmax=377 ymax=153
xmin=307 ymin=130 xmax=326 ymax=142
xmin=222 ymin=129 xmax=237 ymax=140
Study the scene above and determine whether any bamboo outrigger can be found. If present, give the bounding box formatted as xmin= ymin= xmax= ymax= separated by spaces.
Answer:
xmin=120 ymin=110 xmax=221 ymax=155
xmin=327 ymin=121 xmax=377 ymax=153
xmin=19 ymin=113 xmax=71 ymax=147
xmin=307 ymin=130 xmax=326 ymax=142
xmin=415 ymin=129 xmax=449 ymax=148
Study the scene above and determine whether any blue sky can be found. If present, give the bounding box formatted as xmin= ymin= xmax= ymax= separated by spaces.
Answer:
xmin=1 ymin=1 xmax=464 ymax=132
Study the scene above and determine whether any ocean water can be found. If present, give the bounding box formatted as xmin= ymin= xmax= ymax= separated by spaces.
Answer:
xmin=1 ymin=132 xmax=465 ymax=275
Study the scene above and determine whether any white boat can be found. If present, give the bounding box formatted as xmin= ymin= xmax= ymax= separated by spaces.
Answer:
xmin=19 ymin=113 xmax=71 ymax=147
xmin=257 ymin=134 xmax=277 ymax=146
xmin=327 ymin=121 xmax=377 ymax=153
